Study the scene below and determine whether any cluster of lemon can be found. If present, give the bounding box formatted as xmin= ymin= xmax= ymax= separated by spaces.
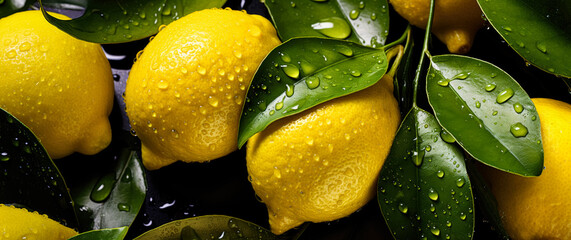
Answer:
xmin=0 ymin=1 xmax=570 ymax=239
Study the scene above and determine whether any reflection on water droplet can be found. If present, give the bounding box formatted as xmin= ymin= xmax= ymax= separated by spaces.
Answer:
xmin=311 ymin=17 xmax=351 ymax=39
xmin=398 ymin=203 xmax=408 ymax=214
xmin=460 ymin=212 xmax=467 ymax=220
xmin=496 ymin=88 xmax=514 ymax=103
xmin=281 ymin=64 xmax=300 ymax=79
xmin=349 ymin=9 xmax=360 ymax=20
xmin=513 ymin=103 xmax=523 ymax=113
xmin=440 ymin=130 xmax=455 ymax=143
xmin=456 ymin=178 xmax=465 ymax=188
xmin=475 ymin=101 xmax=481 ymax=108
xmin=437 ymin=170 xmax=444 ymax=179
xmin=117 ymin=203 xmax=130 ymax=212
xmin=285 ymin=84 xmax=294 ymax=97
xmin=370 ymin=13 xmax=377 ymax=20
xmin=90 ymin=172 xmax=116 ymax=202
xmin=300 ymin=60 xmax=316 ymax=75
xmin=428 ymin=188 xmax=439 ymax=201
xmin=485 ymin=83 xmax=496 ymax=92
xmin=197 ymin=65 xmax=206 ymax=75
xmin=437 ymin=79 xmax=450 ymax=87
xmin=536 ymin=41 xmax=547 ymax=53
xmin=305 ymin=76 xmax=320 ymax=89
xmin=431 ymin=227 xmax=440 ymax=236
xmin=510 ymin=122 xmax=528 ymax=138
xmin=280 ymin=52 xmax=291 ymax=63
xmin=337 ymin=45 xmax=353 ymax=57
xmin=453 ymin=72 xmax=469 ymax=80
xmin=350 ymin=70 xmax=361 ymax=77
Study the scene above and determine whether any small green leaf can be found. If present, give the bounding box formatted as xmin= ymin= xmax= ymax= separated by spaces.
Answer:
xmin=134 ymin=215 xmax=282 ymax=240
xmin=378 ymin=107 xmax=474 ymax=240
xmin=0 ymin=0 xmax=36 ymax=19
xmin=477 ymin=0 xmax=571 ymax=78
xmin=69 ymin=227 xmax=129 ymax=240
xmin=238 ymin=37 xmax=388 ymax=147
xmin=394 ymin=27 xmax=416 ymax=117
xmin=38 ymin=0 xmax=227 ymax=43
xmin=70 ymin=144 xmax=146 ymax=231
xmin=265 ymin=0 xmax=390 ymax=47
xmin=426 ymin=55 xmax=543 ymax=176
xmin=0 ymin=108 xmax=77 ymax=228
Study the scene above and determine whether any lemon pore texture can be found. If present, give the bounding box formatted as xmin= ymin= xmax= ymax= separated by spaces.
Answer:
xmin=246 ymin=75 xmax=400 ymax=234
xmin=0 ymin=10 xmax=114 ymax=159
xmin=482 ymin=98 xmax=571 ymax=239
xmin=389 ymin=0 xmax=484 ymax=54
xmin=0 ymin=204 xmax=78 ymax=240
xmin=124 ymin=8 xmax=281 ymax=170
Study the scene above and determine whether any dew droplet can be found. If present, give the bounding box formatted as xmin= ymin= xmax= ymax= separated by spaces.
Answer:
xmin=300 ymin=60 xmax=316 ymax=75
xmin=513 ymin=103 xmax=523 ymax=113
xmin=19 ymin=42 xmax=31 ymax=52
xmin=475 ymin=101 xmax=481 ymax=108
xmin=197 ymin=65 xmax=207 ymax=75
xmin=536 ymin=41 xmax=547 ymax=53
xmin=349 ymin=9 xmax=360 ymax=20
xmin=208 ymin=96 xmax=219 ymax=107
xmin=280 ymin=52 xmax=291 ymax=63
xmin=350 ymin=70 xmax=361 ymax=77
xmin=428 ymin=188 xmax=439 ymax=201
xmin=453 ymin=72 xmax=469 ymax=80
xmin=90 ymin=173 xmax=116 ymax=202
xmin=281 ymin=64 xmax=300 ymax=79
xmin=460 ymin=212 xmax=467 ymax=221
xmin=117 ymin=203 xmax=130 ymax=212
xmin=275 ymin=101 xmax=284 ymax=110
xmin=370 ymin=12 xmax=377 ymax=20
xmin=456 ymin=178 xmax=465 ymax=188
xmin=413 ymin=150 xmax=425 ymax=167
xmin=485 ymin=83 xmax=496 ymax=92
xmin=305 ymin=76 xmax=320 ymax=89
xmin=437 ymin=170 xmax=445 ymax=179
xmin=510 ymin=122 xmax=528 ymax=137
xmin=398 ymin=203 xmax=408 ymax=214
xmin=157 ymin=80 xmax=169 ymax=89
xmin=440 ymin=130 xmax=455 ymax=143
xmin=6 ymin=50 xmax=16 ymax=59
xmin=359 ymin=1 xmax=365 ymax=8
xmin=496 ymin=88 xmax=514 ymax=103
xmin=285 ymin=84 xmax=294 ymax=97
xmin=437 ymin=79 xmax=450 ymax=87
xmin=337 ymin=45 xmax=353 ymax=57
xmin=311 ymin=17 xmax=351 ymax=39
xmin=0 ymin=152 xmax=9 ymax=162
xmin=431 ymin=227 xmax=440 ymax=236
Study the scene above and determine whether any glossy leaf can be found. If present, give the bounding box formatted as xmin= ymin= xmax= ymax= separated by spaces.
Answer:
xmin=265 ymin=0 xmax=390 ymax=47
xmin=394 ymin=27 xmax=416 ymax=117
xmin=0 ymin=108 xmax=77 ymax=228
xmin=238 ymin=37 xmax=388 ymax=147
xmin=69 ymin=227 xmax=129 ymax=240
xmin=0 ymin=0 xmax=36 ymax=19
xmin=72 ymin=147 xmax=146 ymax=231
xmin=38 ymin=0 xmax=226 ymax=43
xmin=134 ymin=215 xmax=282 ymax=240
xmin=426 ymin=55 xmax=543 ymax=176
xmin=478 ymin=0 xmax=571 ymax=78
xmin=378 ymin=107 xmax=474 ymax=240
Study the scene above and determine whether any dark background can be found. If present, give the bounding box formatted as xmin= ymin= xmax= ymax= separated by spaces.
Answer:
xmin=57 ymin=0 xmax=571 ymax=239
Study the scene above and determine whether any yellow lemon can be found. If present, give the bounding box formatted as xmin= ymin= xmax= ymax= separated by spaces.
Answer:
xmin=390 ymin=0 xmax=484 ymax=54
xmin=246 ymin=75 xmax=400 ymax=234
xmin=481 ymin=98 xmax=571 ymax=239
xmin=124 ymin=8 xmax=280 ymax=170
xmin=0 ymin=10 xmax=114 ymax=159
xmin=0 ymin=204 xmax=78 ymax=239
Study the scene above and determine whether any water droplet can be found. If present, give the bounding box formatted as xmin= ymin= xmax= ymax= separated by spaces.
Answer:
xmin=305 ymin=76 xmax=320 ymax=89
xmin=157 ymin=80 xmax=169 ymax=89
xmin=437 ymin=170 xmax=445 ymax=179
xmin=437 ymin=79 xmax=450 ymax=87
xmin=280 ymin=52 xmax=291 ymax=63
xmin=180 ymin=226 xmax=200 ymax=239
xmin=273 ymin=168 xmax=282 ymax=179
xmin=117 ymin=203 xmax=130 ymax=212
xmin=337 ymin=45 xmax=353 ymax=57
xmin=536 ymin=41 xmax=547 ymax=53
xmin=531 ymin=115 xmax=537 ymax=121
xmin=0 ymin=152 xmax=9 ymax=162
xmin=90 ymin=172 xmax=116 ymax=202
xmin=349 ymin=9 xmax=360 ymax=20
xmin=398 ymin=203 xmax=408 ymax=214
xmin=513 ymin=103 xmax=523 ymax=113
xmin=485 ymin=83 xmax=496 ymax=92
xmin=359 ymin=1 xmax=365 ymax=8
xmin=492 ymin=110 xmax=498 ymax=116
xmin=440 ymin=130 xmax=455 ymax=143
xmin=19 ymin=42 xmax=31 ymax=52
xmin=428 ymin=188 xmax=439 ymax=201
xmin=370 ymin=13 xmax=377 ymax=20
xmin=456 ymin=178 xmax=465 ymax=188
xmin=275 ymin=101 xmax=284 ymax=110
xmin=496 ymin=88 xmax=514 ymax=103
xmin=510 ymin=122 xmax=528 ymax=137
xmin=453 ymin=72 xmax=469 ymax=80
xmin=350 ymin=70 xmax=361 ymax=77
xmin=460 ymin=212 xmax=467 ymax=220
xmin=300 ymin=60 xmax=316 ymax=75
xmin=475 ymin=101 xmax=481 ymax=108
xmin=431 ymin=227 xmax=440 ymax=236
xmin=6 ymin=50 xmax=16 ymax=59
xmin=197 ymin=65 xmax=206 ymax=75
xmin=311 ymin=17 xmax=351 ymax=39
xmin=413 ymin=149 xmax=425 ymax=167
xmin=281 ymin=64 xmax=300 ymax=79
xmin=502 ymin=26 xmax=512 ymax=32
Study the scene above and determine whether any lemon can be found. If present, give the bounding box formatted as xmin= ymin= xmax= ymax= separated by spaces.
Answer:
xmin=481 ymin=98 xmax=571 ymax=239
xmin=0 ymin=10 xmax=114 ymax=159
xmin=246 ymin=75 xmax=400 ymax=234
xmin=124 ymin=8 xmax=280 ymax=170
xmin=389 ymin=0 xmax=484 ymax=54
xmin=0 ymin=204 xmax=78 ymax=239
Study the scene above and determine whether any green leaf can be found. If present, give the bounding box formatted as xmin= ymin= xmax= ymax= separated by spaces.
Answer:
xmin=38 ymin=0 xmax=227 ymax=43
xmin=0 ymin=0 xmax=36 ymax=19
xmin=237 ymin=37 xmax=388 ymax=147
xmin=71 ymin=146 xmax=146 ymax=231
xmin=134 ymin=215 xmax=282 ymax=240
xmin=426 ymin=55 xmax=543 ymax=176
xmin=394 ymin=27 xmax=416 ymax=117
xmin=378 ymin=106 xmax=474 ymax=240
xmin=477 ymin=0 xmax=571 ymax=78
xmin=0 ymin=108 xmax=77 ymax=228
xmin=264 ymin=0 xmax=389 ymax=47
xmin=69 ymin=227 xmax=129 ymax=240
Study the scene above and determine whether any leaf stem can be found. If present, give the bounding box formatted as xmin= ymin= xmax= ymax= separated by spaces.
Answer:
xmin=383 ymin=25 xmax=411 ymax=51
xmin=412 ymin=0 xmax=436 ymax=107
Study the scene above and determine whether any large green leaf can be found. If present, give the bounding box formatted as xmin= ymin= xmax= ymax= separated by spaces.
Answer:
xmin=0 ymin=0 xmax=36 ymax=19
xmin=265 ymin=0 xmax=389 ymax=47
xmin=378 ymin=107 xmax=474 ymax=240
xmin=0 ymin=108 xmax=77 ymax=228
xmin=70 ymin=143 xmax=146 ymax=232
xmin=38 ymin=0 xmax=227 ymax=43
xmin=134 ymin=215 xmax=283 ymax=240
xmin=426 ymin=55 xmax=543 ymax=176
xmin=69 ymin=227 xmax=129 ymax=240
xmin=477 ymin=0 xmax=571 ymax=78
xmin=237 ymin=37 xmax=387 ymax=147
